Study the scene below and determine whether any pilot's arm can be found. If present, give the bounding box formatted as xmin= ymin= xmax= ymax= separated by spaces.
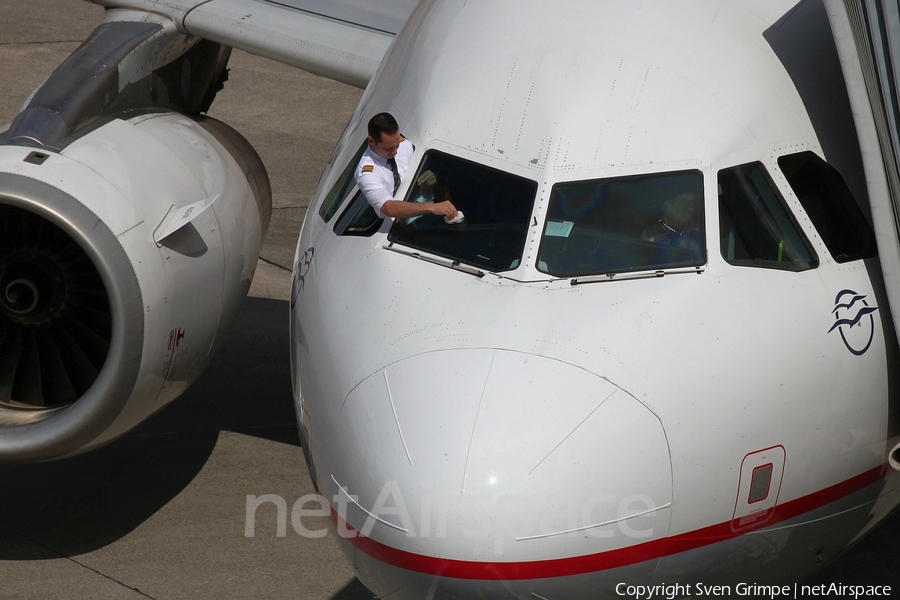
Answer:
xmin=382 ymin=169 xmax=457 ymax=219
xmin=382 ymin=199 xmax=457 ymax=219
xmin=356 ymin=162 xmax=458 ymax=219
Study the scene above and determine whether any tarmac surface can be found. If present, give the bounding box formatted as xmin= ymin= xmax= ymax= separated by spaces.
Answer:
xmin=1 ymin=1 xmax=900 ymax=599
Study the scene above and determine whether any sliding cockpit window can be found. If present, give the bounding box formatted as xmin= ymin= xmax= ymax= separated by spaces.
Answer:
xmin=537 ymin=170 xmax=705 ymax=277
xmin=777 ymin=151 xmax=876 ymax=263
xmin=388 ymin=150 xmax=538 ymax=273
xmin=718 ymin=162 xmax=817 ymax=272
xmin=318 ymin=142 xmax=367 ymax=223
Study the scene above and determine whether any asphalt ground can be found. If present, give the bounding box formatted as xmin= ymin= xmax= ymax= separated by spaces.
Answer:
xmin=1 ymin=1 xmax=899 ymax=598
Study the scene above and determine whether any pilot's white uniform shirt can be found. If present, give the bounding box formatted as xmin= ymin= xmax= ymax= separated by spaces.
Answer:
xmin=355 ymin=138 xmax=415 ymax=218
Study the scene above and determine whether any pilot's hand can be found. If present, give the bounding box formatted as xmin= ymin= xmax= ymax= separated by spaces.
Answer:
xmin=417 ymin=170 xmax=437 ymax=187
xmin=430 ymin=200 xmax=458 ymax=220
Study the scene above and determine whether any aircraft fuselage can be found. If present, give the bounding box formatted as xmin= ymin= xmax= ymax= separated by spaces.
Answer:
xmin=290 ymin=0 xmax=900 ymax=595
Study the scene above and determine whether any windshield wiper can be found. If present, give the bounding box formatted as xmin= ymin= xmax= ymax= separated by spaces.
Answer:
xmin=570 ymin=266 xmax=704 ymax=285
xmin=382 ymin=244 xmax=486 ymax=278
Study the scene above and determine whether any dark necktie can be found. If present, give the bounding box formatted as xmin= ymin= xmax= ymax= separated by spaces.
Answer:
xmin=388 ymin=157 xmax=401 ymax=195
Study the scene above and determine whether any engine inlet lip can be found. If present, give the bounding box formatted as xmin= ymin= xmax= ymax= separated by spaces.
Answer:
xmin=0 ymin=171 xmax=144 ymax=462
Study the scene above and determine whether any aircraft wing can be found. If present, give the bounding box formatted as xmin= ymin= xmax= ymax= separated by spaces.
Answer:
xmin=825 ymin=0 xmax=900 ymax=341
xmin=88 ymin=0 xmax=420 ymax=87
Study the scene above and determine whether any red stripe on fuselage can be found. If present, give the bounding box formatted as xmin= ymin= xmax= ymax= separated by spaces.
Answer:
xmin=324 ymin=464 xmax=889 ymax=580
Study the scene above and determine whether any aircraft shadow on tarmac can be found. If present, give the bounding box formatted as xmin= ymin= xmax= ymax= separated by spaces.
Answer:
xmin=0 ymin=297 xmax=301 ymax=559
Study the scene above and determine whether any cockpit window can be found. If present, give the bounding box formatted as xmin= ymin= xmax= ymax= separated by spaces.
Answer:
xmin=777 ymin=151 xmax=876 ymax=263
xmin=318 ymin=142 xmax=367 ymax=223
xmin=388 ymin=150 xmax=537 ymax=272
xmin=333 ymin=189 xmax=382 ymax=237
xmin=537 ymin=170 xmax=705 ymax=277
xmin=718 ymin=162 xmax=817 ymax=272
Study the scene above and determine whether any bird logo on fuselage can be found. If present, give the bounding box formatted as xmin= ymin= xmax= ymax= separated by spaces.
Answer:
xmin=828 ymin=289 xmax=878 ymax=356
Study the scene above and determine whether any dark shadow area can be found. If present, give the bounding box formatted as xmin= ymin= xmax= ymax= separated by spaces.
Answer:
xmin=160 ymin=221 xmax=209 ymax=257
xmin=0 ymin=427 xmax=221 ymax=559
xmin=807 ymin=503 xmax=900 ymax=587
xmin=0 ymin=296 xmax=298 ymax=559
xmin=331 ymin=578 xmax=376 ymax=600
xmin=132 ymin=296 xmax=298 ymax=445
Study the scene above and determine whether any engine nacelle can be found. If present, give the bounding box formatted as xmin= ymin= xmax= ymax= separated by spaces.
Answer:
xmin=0 ymin=111 xmax=270 ymax=462
xmin=0 ymin=9 xmax=272 ymax=462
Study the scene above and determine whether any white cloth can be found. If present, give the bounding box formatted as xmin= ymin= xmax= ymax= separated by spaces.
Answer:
xmin=445 ymin=210 xmax=465 ymax=224
xmin=355 ymin=139 xmax=415 ymax=218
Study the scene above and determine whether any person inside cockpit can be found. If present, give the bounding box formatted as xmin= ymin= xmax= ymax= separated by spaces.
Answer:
xmin=642 ymin=192 xmax=700 ymax=243
xmin=413 ymin=169 xmax=453 ymax=204
xmin=401 ymin=169 xmax=459 ymax=226
xmin=641 ymin=192 xmax=703 ymax=260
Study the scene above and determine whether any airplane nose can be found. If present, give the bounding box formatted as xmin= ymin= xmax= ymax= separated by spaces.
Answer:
xmin=327 ymin=349 xmax=672 ymax=585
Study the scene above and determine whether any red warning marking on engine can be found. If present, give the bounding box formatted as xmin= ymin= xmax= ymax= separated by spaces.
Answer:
xmin=168 ymin=327 xmax=185 ymax=351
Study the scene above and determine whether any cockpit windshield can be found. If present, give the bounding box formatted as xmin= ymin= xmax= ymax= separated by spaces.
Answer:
xmin=388 ymin=150 xmax=537 ymax=273
xmin=537 ymin=170 xmax=705 ymax=277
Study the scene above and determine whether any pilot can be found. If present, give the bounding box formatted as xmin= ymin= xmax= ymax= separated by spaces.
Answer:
xmin=356 ymin=112 xmax=458 ymax=220
xmin=641 ymin=192 xmax=702 ymax=257
xmin=412 ymin=169 xmax=453 ymax=204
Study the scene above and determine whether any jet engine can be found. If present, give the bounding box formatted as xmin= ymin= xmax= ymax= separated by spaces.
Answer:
xmin=0 ymin=11 xmax=271 ymax=462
